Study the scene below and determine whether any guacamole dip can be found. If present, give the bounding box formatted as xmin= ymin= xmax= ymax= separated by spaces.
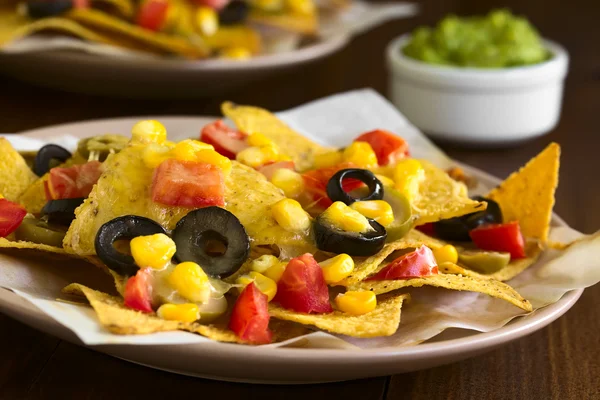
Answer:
xmin=403 ymin=9 xmax=551 ymax=68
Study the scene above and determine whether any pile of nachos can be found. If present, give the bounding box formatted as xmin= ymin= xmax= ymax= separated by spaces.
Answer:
xmin=0 ymin=104 xmax=561 ymax=344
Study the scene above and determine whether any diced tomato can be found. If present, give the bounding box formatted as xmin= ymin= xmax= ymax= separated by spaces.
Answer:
xmin=257 ymin=161 xmax=295 ymax=180
xmin=200 ymin=120 xmax=249 ymax=159
xmin=136 ymin=0 xmax=170 ymax=31
xmin=301 ymin=163 xmax=363 ymax=209
xmin=151 ymin=159 xmax=225 ymax=208
xmin=274 ymin=253 xmax=333 ymax=314
xmin=229 ymin=282 xmax=272 ymax=344
xmin=0 ymin=199 xmax=27 ymax=238
xmin=123 ymin=269 xmax=154 ymax=313
xmin=354 ymin=130 xmax=410 ymax=166
xmin=368 ymin=245 xmax=438 ymax=281
xmin=190 ymin=0 xmax=229 ymax=10
xmin=46 ymin=161 xmax=103 ymax=201
xmin=416 ymin=223 xmax=436 ymax=236
xmin=469 ymin=222 xmax=526 ymax=259
xmin=73 ymin=0 xmax=90 ymax=8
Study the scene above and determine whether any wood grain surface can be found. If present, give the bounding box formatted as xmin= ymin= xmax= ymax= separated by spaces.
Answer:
xmin=0 ymin=0 xmax=598 ymax=398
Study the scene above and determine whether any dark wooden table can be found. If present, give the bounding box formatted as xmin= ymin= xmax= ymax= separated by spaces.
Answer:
xmin=1 ymin=0 xmax=599 ymax=398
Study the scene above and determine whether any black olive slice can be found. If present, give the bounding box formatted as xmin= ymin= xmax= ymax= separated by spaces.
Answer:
xmin=95 ymin=216 xmax=166 ymax=277
xmin=314 ymin=216 xmax=387 ymax=257
xmin=173 ymin=207 xmax=250 ymax=278
xmin=33 ymin=144 xmax=72 ymax=176
xmin=326 ymin=168 xmax=384 ymax=205
xmin=433 ymin=196 xmax=503 ymax=241
xmin=41 ymin=197 xmax=85 ymax=226
xmin=218 ymin=0 xmax=249 ymax=25
xmin=22 ymin=0 xmax=72 ymax=18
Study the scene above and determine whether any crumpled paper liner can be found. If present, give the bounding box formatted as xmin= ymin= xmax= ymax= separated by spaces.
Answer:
xmin=1 ymin=89 xmax=599 ymax=349
xmin=0 ymin=1 xmax=418 ymax=59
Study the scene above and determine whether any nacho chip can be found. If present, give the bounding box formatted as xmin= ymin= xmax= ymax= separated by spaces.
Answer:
xmin=413 ymin=160 xmax=486 ymax=225
xmin=0 ymin=237 xmax=71 ymax=259
xmin=64 ymin=144 xmax=312 ymax=256
xmin=350 ymin=271 xmax=532 ymax=311
xmin=487 ymin=143 xmax=560 ymax=243
xmin=18 ymin=153 xmax=87 ymax=214
xmin=221 ymin=102 xmax=330 ymax=171
xmin=269 ymin=294 xmax=410 ymax=337
xmin=249 ymin=11 xmax=317 ymax=35
xmin=337 ymin=229 xmax=445 ymax=286
xmin=203 ymin=26 xmax=262 ymax=55
xmin=0 ymin=138 xmax=38 ymax=202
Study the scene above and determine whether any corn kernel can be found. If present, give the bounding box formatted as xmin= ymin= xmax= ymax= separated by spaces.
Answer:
xmin=220 ymin=47 xmax=252 ymax=60
xmin=313 ymin=151 xmax=343 ymax=169
xmin=320 ymin=254 xmax=354 ymax=284
xmin=195 ymin=149 xmax=232 ymax=175
xmin=335 ymin=291 xmax=377 ymax=315
xmin=394 ymin=159 xmax=425 ymax=201
xmin=270 ymin=168 xmax=304 ymax=198
xmin=285 ymin=0 xmax=315 ymax=15
xmin=247 ymin=133 xmax=274 ymax=147
xmin=251 ymin=0 xmax=283 ymax=11
xmin=264 ymin=261 xmax=287 ymax=282
xmin=321 ymin=201 xmax=374 ymax=233
xmin=433 ymin=244 xmax=458 ymax=265
xmin=236 ymin=145 xmax=280 ymax=168
xmin=172 ymin=139 xmax=214 ymax=162
xmin=375 ymin=174 xmax=395 ymax=187
xmin=131 ymin=120 xmax=167 ymax=144
xmin=250 ymin=254 xmax=279 ymax=274
xmin=342 ymin=142 xmax=378 ymax=168
xmin=236 ymin=271 xmax=278 ymax=301
xmin=168 ymin=262 xmax=211 ymax=303
xmin=0 ymin=193 xmax=3 ymax=199
xmin=130 ymin=233 xmax=176 ymax=270
xmin=195 ymin=6 xmax=218 ymax=36
xmin=142 ymin=143 xmax=172 ymax=169
xmin=271 ymin=198 xmax=312 ymax=233
xmin=350 ymin=200 xmax=395 ymax=227
xmin=157 ymin=303 xmax=199 ymax=323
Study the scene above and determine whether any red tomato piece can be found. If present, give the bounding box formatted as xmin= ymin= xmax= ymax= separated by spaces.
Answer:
xmin=46 ymin=161 xmax=103 ymax=200
xmin=190 ymin=0 xmax=229 ymax=10
xmin=301 ymin=162 xmax=363 ymax=209
xmin=136 ymin=0 xmax=170 ymax=31
xmin=354 ymin=129 xmax=410 ymax=166
xmin=469 ymin=222 xmax=526 ymax=259
xmin=124 ymin=269 xmax=154 ymax=313
xmin=200 ymin=120 xmax=249 ymax=159
xmin=257 ymin=161 xmax=295 ymax=179
xmin=368 ymin=245 xmax=438 ymax=281
xmin=152 ymin=159 xmax=225 ymax=208
xmin=274 ymin=253 xmax=333 ymax=314
xmin=0 ymin=199 xmax=27 ymax=238
xmin=229 ymin=282 xmax=272 ymax=344
xmin=73 ymin=0 xmax=90 ymax=8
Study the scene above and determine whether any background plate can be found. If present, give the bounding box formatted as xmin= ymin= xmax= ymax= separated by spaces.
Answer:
xmin=0 ymin=116 xmax=583 ymax=384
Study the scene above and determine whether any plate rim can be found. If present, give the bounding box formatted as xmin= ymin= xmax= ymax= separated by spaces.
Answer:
xmin=3 ymin=116 xmax=583 ymax=363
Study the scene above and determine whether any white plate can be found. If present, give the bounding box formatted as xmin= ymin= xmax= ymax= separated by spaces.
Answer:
xmin=0 ymin=116 xmax=583 ymax=384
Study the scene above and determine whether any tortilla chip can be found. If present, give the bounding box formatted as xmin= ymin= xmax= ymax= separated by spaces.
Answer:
xmin=337 ymin=229 xmax=446 ymax=286
xmin=249 ymin=11 xmax=317 ymax=35
xmin=64 ymin=144 xmax=312 ymax=256
xmin=413 ymin=160 xmax=486 ymax=225
xmin=350 ymin=271 xmax=532 ymax=311
xmin=221 ymin=102 xmax=330 ymax=171
xmin=18 ymin=153 xmax=87 ymax=214
xmin=487 ymin=143 xmax=560 ymax=242
xmin=0 ymin=237 xmax=72 ymax=260
xmin=203 ymin=26 xmax=262 ymax=54
xmin=0 ymin=138 xmax=38 ymax=202
xmin=269 ymin=294 xmax=410 ymax=338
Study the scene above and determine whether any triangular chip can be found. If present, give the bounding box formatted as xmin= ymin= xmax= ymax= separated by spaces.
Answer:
xmin=221 ymin=102 xmax=330 ymax=171
xmin=350 ymin=270 xmax=532 ymax=311
xmin=248 ymin=11 xmax=317 ymax=35
xmin=0 ymin=138 xmax=37 ymax=202
xmin=413 ymin=160 xmax=486 ymax=225
xmin=269 ymin=294 xmax=410 ymax=338
xmin=64 ymin=144 xmax=311 ymax=256
xmin=487 ymin=143 xmax=560 ymax=242
xmin=0 ymin=237 xmax=72 ymax=259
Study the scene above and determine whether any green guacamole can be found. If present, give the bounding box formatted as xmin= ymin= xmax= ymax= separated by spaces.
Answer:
xmin=403 ymin=9 xmax=551 ymax=68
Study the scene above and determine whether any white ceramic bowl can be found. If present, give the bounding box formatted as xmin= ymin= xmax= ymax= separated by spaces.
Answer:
xmin=386 ymin=34 xmax=569 ymax=145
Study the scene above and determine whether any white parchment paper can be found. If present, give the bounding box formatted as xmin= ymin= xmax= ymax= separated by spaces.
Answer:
xmin=1 ymin=89 xmax=599 ymax=348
